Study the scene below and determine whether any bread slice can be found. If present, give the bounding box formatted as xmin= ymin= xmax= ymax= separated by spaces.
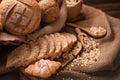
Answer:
xmin=61 ymin=33 xmax=72 ymax=46
xmin=58 ymin=33 xmax=68 ymax=52
xmin=43 ymin=35 xmax=55 ymax=58
xmin=50 ymin=34 xmax=62 ymax=59
xmin=6 ymin=43 xmax=30 ymax=68
xmin=22 ymin=41 xmax=40 ymax=67
xmin=63 ymin=33 xmax=77 ymax=45
xmin=53 ymin=33 xmax=68 ymax=58
xmin=69 ymin=33 xmax=77 ymax=43
xmin=37 ymin=38 xmax=48 ymax=59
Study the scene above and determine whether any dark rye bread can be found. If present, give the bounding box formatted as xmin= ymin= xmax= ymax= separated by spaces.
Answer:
xmin=50 ymin=34 xmax=62 ymax=59
xmin=43 ymin=35 xmax=55 ymax=58
xmin=37 ymin=38 xmax=48 ymax=59
xmin=6 ymin=43 xmax=30 ymax=68
xmin=22 ymin=41 xmax=40 ymax=67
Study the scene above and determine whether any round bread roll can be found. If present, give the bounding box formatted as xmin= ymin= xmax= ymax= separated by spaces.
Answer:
xmin=0 ymin=0 xmax=41 ymax=35
xmin=38 ymin=0 xmax=60 ymax=23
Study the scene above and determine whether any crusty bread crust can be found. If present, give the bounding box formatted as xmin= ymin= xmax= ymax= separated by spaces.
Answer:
xmin=0 ymin=0 xmax=41 ymax=35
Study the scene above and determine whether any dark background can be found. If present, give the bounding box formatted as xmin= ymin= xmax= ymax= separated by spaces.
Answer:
xmin=84 ymin=0 xmax=120 ymax=4
xmin=84 ymin=0 xmax=120 ymax=18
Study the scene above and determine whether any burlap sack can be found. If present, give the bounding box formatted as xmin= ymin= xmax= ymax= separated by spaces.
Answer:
xmin=64 ymin=5 xmax=120 ymax=73
xmin=0 ymin=4 xmax=120 ymax=80
xmin=48 ymin=5 xmax=120 ymax=80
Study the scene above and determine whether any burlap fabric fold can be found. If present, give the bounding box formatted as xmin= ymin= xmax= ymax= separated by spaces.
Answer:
xmin=64 ymin=5 xmax=120 ymax=73
xmin=0 ymin=4 xmax=120 ymax=80
xmin=48 ymin=5 xmax=120 ymax=80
